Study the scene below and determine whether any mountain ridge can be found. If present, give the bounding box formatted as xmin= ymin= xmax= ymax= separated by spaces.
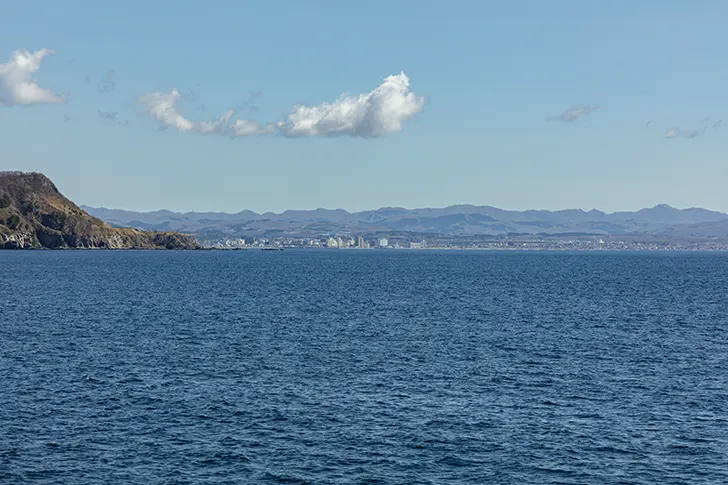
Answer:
xmin=80 ymin=202 xmax=728 ymax=239
xmin=81 ymin=202 xmax=726 ymax=219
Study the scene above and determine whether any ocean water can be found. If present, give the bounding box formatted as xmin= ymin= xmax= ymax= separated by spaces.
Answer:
xmin=1 ymin=250 xmax=727 ymax=484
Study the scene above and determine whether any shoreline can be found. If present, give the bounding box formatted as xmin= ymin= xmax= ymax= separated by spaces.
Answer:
xmin=203 ymin=246 xmax=728 ymax=253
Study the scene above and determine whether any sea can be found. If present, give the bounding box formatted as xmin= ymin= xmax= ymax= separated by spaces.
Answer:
xmin=1 ymin=250 xmax=727 ymax=484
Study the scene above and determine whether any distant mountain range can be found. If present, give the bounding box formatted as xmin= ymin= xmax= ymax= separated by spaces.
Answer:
xmin=80 ymin=204 xmax=728 ymax=240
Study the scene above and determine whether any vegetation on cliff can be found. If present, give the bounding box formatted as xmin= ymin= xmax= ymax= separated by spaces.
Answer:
xmin=0 ymin=171 xmax=200 ymax=249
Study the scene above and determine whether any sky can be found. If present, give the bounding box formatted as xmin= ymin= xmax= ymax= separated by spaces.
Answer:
xmin=2 ymin=1 xmax=728 ymax=214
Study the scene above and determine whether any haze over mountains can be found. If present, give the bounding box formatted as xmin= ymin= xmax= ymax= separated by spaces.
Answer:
xmin=81 ymin=204 xmax=728 ymax=240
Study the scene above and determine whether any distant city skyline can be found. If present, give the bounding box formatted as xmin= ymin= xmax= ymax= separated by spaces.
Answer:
xmin=2 ymin=2 xmax=728 ymax=212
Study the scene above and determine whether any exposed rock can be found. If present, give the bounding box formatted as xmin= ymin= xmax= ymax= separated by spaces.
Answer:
xmin=0 ymin=171 xmax=200 ymax=250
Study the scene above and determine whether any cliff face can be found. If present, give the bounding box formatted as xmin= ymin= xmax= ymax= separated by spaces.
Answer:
xmin=0 ymin=171 xmax=200 ymax=249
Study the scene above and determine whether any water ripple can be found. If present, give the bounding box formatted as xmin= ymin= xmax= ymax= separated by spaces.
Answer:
xmin=1 ymin=250 xmax=727 ymax=484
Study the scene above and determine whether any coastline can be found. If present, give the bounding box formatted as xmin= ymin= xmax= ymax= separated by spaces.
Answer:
xmin=202 ymin=246 xmax=728 ymax=253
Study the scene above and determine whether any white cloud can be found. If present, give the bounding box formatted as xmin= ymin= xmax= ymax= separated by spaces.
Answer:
xmin=278 ymin=72 xmax=425 ymax=138
xmin=136 ymin=89 xmax=276 ymax=137
xmin=136 ymin=72 xmax=424 ymax=139
xmin=0 ymin=49 xmax=64 ymax=106
xmin=230 ymin=119 xmax=276 ymax=137
xmin=547 ymin=104 xmax=599 ymax=123
xmin=136 ymin=89 xmax=235 ymax=134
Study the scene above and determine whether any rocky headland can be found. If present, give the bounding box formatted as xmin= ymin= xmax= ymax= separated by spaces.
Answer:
xmin=0 ymin=171 xmax=200 ymax=250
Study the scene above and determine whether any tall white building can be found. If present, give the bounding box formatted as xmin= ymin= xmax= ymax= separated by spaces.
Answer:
xmin=378 ymin=238 xmax=389 ymax=248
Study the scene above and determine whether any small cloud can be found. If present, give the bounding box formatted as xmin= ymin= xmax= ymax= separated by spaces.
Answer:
xmin=547 ymin=104 xmax=599 ymax=123
xmin=98 ymin=110 xmax=117 ymax=121
xmin=182 ymin=88 xmax=196 ymax=102
xmin=136 ymin=89 xmax=271 ymax=136
xmin=0 ymin=48 xmax=64 ymax=106
xmin=232 ymin=90 xmax=263 ymax=115
xmin=136 ymin=72 xmax=424 ymax=139
xmin=97 ymin=70 xmax=117 ymax=93
xmin=665 ymin=125 xmax=706 ymax=139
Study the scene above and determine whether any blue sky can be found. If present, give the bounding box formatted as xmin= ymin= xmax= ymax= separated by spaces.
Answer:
xmin=2 ymin=1 xmax=728 ymax=213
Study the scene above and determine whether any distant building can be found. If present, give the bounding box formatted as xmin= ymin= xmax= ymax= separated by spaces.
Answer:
xmin=378 ymin=238 xmax=389 ymax=248
xmin=409 ymin=242 xmax=422 ymax=249
xmin=327 ymin=237 xmax=339 ymax=248
xmin=357 ymin=236 xmax=365 ymax=248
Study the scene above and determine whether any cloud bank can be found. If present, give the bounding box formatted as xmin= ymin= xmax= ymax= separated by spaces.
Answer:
xmin=0 ymin=49 xmax=64 ymax=106
xmin=136 ymin=72 xmax=424 ymax=138
xmin=547 ymin=104 xmax=599 ymax=123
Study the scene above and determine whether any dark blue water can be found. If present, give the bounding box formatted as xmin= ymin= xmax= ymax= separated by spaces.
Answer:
xmin=1 ymin=250 xmax=727 ymax=484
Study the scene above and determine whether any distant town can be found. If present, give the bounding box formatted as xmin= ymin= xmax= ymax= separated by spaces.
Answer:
xmin=199 ymin=234 xmax=728 ymax=251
